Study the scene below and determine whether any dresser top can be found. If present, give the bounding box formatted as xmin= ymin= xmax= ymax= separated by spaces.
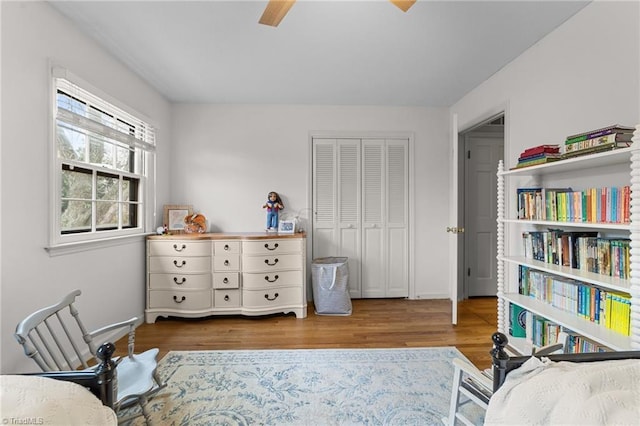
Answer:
xmin=147 ymin=231 xmax=306 ymax=241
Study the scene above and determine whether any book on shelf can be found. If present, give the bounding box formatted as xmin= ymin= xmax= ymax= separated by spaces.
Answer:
xmin=518 ymin=265 xmax=632 ymax=336
xmin=564 ymin=133 xmax=633 ymax=155
xmin=517 ymin=185 xmax=630 ymax=225
xmin=521 ymin=233 xmax=630 ymax=278
xmin=565 ymin=124 xmax=635 ymax=144
xmin=520 ymin=144 xmax=561 ymax=157
xmin=512 ymin=155 xmax=563 ymax=169
xmin=509 ymin=302 xmax=527 ymax=338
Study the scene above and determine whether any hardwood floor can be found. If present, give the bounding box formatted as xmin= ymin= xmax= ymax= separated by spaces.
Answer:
xmin=116 ymin=297 xmax=498 ymax=370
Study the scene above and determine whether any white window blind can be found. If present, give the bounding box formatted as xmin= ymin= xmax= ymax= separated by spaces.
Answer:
xmin=49 ymin=67 xmax=155 ymax=251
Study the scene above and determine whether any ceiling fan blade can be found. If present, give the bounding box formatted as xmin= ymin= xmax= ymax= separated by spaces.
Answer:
xmin=259 ymin=0 xmax=297 ymax=27
xmin=389 ymin=0 xmax=416 ymax=12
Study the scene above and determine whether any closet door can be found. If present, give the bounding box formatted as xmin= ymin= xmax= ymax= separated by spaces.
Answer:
xmin=361 ymin=140 xmax=386 ymax=297
xmin=337 ymin=140 xmax=361 ymax=298
xmin=385 ymin=139 xmax=409 ymax=297
xmin=313 ymin=137 xmax=408 ymax=299
xmin=361 ymin=139 xmax=409 ymax=298
xmin=312 ymin=139 xmax=361 ymax=297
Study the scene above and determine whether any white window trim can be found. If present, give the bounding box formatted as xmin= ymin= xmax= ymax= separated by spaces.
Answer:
xmin=47 ymin=65 xmax=157 ymax=254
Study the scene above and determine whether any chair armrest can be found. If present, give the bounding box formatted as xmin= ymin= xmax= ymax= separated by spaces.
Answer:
xmin=89 ymin=317 xmax=139 ymax=357
xmin=453 ymin=358 xmax=493 ymax=391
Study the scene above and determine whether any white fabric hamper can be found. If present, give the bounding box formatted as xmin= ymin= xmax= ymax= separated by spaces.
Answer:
xmin=311 ymin=257 xmax=352 ymax=315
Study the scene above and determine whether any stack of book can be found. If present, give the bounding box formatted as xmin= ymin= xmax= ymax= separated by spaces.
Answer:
xmin=513 ymin=144 xmax=562 ymax=169
xmin=564 ymin=124 xmax=634 ymax=158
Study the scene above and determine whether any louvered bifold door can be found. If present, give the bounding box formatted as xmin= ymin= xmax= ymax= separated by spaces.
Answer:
xmin=313 ymin=140 xmax=338 ymax=260
xmin=337 ymin=140 xmax=361 ymax=297
xmin=313 ymin=137 xmax=408 ymax=299
xmin=361 ymin=140 xmax=386 ymax=297
xmin=385 ymin=139 xmax=409 ymax=297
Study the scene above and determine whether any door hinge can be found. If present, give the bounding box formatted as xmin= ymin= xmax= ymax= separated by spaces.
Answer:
xmin=467 ymin=267 xmax=471 ymax=276
xmin=467 ymin=150 xmax=471 ymax=159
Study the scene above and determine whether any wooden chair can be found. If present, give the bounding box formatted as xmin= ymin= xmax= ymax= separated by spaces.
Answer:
xmin=443 ymin=333 xmax=564 ymax=426
xmin=14 ymin=290 xmax=166 ymax=424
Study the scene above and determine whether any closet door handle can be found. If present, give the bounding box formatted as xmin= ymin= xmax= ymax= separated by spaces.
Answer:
xmin=264 ymin=258 xmax=279 ymax=266
xmin=265 ymin=243 xmax=279 ymax=251
xmin=264 ymin=275 xmax=279 ymax=283
xmin=174 ymin=277 xmax=186 ymax=285
xmin=173 ymin=260 xmax=186 ymax=267
xmin=264 ymin=293 xmax=279 ymax=301
xmin=173 ymin=295 xmax=186 ymax=303
xmin=173 ymin=244 xmax=187 ymax=252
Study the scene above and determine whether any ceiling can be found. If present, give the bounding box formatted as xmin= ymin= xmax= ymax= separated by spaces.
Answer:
xmin=49 ymin=0 xmax=590 ymax=107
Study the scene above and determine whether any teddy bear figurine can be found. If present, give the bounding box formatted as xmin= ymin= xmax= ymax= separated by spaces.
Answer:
xmin=184 ymin=213 xmax=207 ymax=233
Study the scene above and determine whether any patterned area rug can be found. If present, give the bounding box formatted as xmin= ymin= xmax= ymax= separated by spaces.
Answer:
xmin=128 ymin=347 xmax=480 ymax=425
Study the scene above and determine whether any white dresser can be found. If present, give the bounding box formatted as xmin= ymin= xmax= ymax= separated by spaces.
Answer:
xmin=145 ymin=233 xmax=306 ymax=323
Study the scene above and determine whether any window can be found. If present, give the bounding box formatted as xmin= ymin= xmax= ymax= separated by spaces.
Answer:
xmin=51 ymin=69 xmax=155 ymax=249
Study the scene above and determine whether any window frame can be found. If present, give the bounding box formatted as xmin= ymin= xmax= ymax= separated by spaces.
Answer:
xmin=48 ymin=67 xmax=156 ymax=254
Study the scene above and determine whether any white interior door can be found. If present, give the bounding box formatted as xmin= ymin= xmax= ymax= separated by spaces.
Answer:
xmin=312 ymin=137 xmax=409 ymax=299
xmin=337 ymin=139 xmax=361 ymax=298
xmin=385 ymin=139 xmax=409 ymax=297
xmin=361 ymin=139 xmax=385 ymax=297
xmin=464 ymin=133 xmax=504 ymax=297
xmin=449 ymin=114 xmax=459 ymax=324
xmin=312 ymin=140 xmax=337 ymax=261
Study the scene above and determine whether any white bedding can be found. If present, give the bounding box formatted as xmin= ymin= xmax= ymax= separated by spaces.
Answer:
xmin=0 ymin=374 xmax=117 ymax=425
xmin=485 ymin=356 xmax=640 ymax=425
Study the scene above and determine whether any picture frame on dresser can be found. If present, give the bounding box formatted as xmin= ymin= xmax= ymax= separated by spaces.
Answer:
xmin=163 ymin=204 xmax=192 ymax=233
xmin=278 ymin=219 xmax=296 ymax=234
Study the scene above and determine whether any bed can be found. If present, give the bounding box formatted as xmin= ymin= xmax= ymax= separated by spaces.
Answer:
xmin=0 ymin=342 xmax=118 ymax=426
xmin=485 ymin=332 xmax=640 ymax=425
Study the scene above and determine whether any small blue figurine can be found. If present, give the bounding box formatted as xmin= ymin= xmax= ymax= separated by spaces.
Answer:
xmin=262 ymin=191 xmax=284 ymax=230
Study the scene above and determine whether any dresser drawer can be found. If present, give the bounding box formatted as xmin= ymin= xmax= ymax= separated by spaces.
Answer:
xmin=213 ymin=272 xmax=240 ymax=289
xmin=149 ymin=273 xmax=211 ymax=290
xmin=242 ymin=270 xmax=303 ymax=290
xmin=149 ymin=256 xmax=211 ymax=273
xmin=149 ymin=240 xmax=211 ymax=257
xmin=214 ymin=241 xmax=241 ymax=254
xmin=149 ymin=290 xmax=212 ymax=310
xmin=213 ymin=254 xmax=240 ymax=272
xmin=242 ymin=239 xmax=302 ymax=255
xmin=242 ymin=254 xmax=302 ymax=272
xmin=214 ymin=289 xmax=241 ymax=307
xmin=243 ymin=287 xmax=302 ymax=308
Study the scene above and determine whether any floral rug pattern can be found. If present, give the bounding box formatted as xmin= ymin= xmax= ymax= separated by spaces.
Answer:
xmin=128 ymin=347 xmax=474 ymax=425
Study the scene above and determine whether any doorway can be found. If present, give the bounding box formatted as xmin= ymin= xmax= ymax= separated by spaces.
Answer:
xmin=457 ymin=115 xmax=504 ymax=299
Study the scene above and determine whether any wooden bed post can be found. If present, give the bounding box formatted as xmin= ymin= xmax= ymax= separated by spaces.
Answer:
xmin=95 ymin=342 xmax=117 ymax=408
xmin=490 ymin=332 xmax=510 ymax=392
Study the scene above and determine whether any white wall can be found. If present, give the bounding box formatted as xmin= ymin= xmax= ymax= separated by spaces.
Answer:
xmin=450 ymin=1 xmax=640 ymax=299
xmin=171 ymin=104 xmax=451 ymax=300
xmin=452 ymin=1 xmax=640 ymax=156
xmin=0 ymin=2 xmax=172 ymax=373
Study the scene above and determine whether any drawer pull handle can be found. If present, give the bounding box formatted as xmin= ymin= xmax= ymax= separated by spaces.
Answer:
xmin=224 ymin=260 xmax=230 ymax=266
xmin=174 ymin=277 xmax=187 ymax=285
xmin=264 ymin=275 xmax=279 ymax=282
xmin=224 ymin=244 xmax=230 ymax=251
xmin=264 ymin=292 xmax=279 ymax=301
xmin=224 ymin=295 xmax=230 ymax=302
xmin=265 ymin=243 xmax=279 ymax=251
xmin=173 ymin=295 xmax=186 ymax=303
xmin=264 ymin=258 xmax=279 ymax=266
xmin=223 ymin=277 xmax=229 ymax=284
xmin=173 ymin=244 xmax=187 ymax=252
xmin=174 ymin=260 xmax=186 ymax=267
